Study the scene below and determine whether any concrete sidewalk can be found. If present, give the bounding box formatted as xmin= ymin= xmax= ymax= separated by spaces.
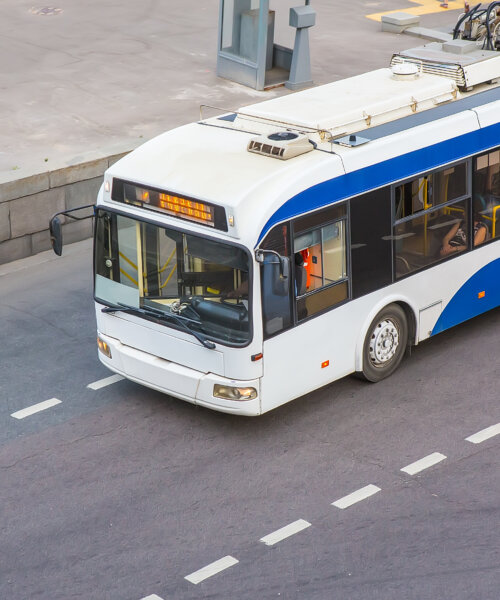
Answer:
xmin=0 ymin=0 xmax=460 ymax=263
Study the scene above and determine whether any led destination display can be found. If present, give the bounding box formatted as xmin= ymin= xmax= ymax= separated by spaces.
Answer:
xmin=111 ymin=178 xmax=227 ymax=231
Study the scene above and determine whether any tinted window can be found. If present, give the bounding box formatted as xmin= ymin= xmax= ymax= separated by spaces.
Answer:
xmin=294 ymin=204 xmax=346 ymax=234
xmin=350 ymin=187 xmax=392 ymax=298
xmin=260 ymin=222 xmax=290 ymax=256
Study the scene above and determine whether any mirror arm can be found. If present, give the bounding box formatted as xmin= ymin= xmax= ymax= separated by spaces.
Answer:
xmin=254 ymin=248 xmax=288 ymax=278
xmin=50 ymin=204 xmax=96 ymax=223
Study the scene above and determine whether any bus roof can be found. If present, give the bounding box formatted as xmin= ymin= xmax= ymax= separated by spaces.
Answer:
xmin=234 ymin=68 xmax=459 ymax=139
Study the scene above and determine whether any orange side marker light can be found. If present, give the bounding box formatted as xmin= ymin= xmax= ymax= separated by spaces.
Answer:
xmin=321 ymin=360 xmax=330 ymax=369
xmin=478 ymin=291 xmax=485 ymax=299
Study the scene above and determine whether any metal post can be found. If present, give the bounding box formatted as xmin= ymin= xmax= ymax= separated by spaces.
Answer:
xmin=256 ymin=0 xmax=270 ymax=90
xmin=286 ymin=3 xmax=316 ymax=90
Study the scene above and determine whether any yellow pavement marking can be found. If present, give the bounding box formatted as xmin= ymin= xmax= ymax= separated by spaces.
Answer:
xmin=367 ymin=0 xmax=464 ymax=22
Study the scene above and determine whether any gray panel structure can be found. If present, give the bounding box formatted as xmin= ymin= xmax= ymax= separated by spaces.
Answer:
xmin=216 ymin=0 xmax=314 ymax=91
xmin=286 ymin=4 xmax=316 ymax=90
xmin=240 ymin=9 xmax=275 ymax=70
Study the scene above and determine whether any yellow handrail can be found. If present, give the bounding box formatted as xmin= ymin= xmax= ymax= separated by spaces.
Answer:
xmin=482 ymin=203 xmax=500 ymax=238
xmin=160 ymin=264 xmax=177 ymax=289
xmin=118 ymin=247 xmax=180 ymax=291
xmin=443 ymin=205 xmax=464 ymax=216
xmin=158 ymin=248 xmax=176 ymax=274
xmin=119 ymin=268 xmax=138 ymax=286
xmin=119 ymin=251 xmax=137 ymax=271
xmin=493 ymin=205 xmax=499 ymax=238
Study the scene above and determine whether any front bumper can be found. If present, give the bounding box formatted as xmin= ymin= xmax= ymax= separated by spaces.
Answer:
xmin=96 ymin=331 xmax=262 ymax=416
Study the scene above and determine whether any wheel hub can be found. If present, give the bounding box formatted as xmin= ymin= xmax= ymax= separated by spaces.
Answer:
xmin=369 ymin=319 xmax=399 ymax=365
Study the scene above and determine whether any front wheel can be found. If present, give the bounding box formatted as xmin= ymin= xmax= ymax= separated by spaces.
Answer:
xmin=360 ymin=304 xmax=408 ymax=382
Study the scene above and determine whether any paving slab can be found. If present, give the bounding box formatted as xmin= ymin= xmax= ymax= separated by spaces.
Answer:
xmin=0 ymin=0 xmax=463 ymax=180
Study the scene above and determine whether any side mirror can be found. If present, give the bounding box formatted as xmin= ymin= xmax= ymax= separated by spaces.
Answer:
xmin=256 ymin=250 xmax=290 ymax=297
xmin=48 ymin=203 xmax=95 ymax=257
xmin=49 ymin=216 xmax=63 ymax=256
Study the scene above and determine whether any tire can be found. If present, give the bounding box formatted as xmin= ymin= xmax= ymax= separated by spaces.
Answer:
xmin=360 ymin=304 xmax=408 ymax=383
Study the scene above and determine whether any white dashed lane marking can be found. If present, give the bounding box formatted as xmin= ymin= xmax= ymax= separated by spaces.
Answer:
xmin=87 ymin=374 xmax=124 ymax=390
xmin=11 ymin=398 xmax=62 ymax=419
xmin=332 ymin=484 xmax=381 ymax=509
xmin=260 ymin=519 xmax=311 ymax=546
xmin=138 ymin=424 xmax=500 ymax=594
xmin=185 ymin=555 xmax=239 ymax=585
xmin=465 ymin=423 xmax=500 ymax=444
xmin=400 ymin=452 xmax=447 ymax=475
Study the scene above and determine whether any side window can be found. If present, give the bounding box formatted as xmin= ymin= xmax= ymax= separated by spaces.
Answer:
xmin=293 ymin=205 xmax=348 ymax=321
xmin=474 ymin=149 xmax=500 ymax=241
xmin=260 ymin=223 xmax=293 ymax=339
xmin=350 ymin=186 xmax=392 ymax=299
xmin=394 ymin=162 xmax=470 ymax=278
xmin=395 ymin=162 xmax=467 ymax=220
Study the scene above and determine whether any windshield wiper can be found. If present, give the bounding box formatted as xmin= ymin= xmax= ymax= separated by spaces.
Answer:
xmin=160 ymin=311 xmax=217 ymax=349
xmin=101 ymin=302 xmax=216 ymax=349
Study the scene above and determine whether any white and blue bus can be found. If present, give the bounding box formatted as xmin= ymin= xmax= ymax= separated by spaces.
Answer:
xmin=51 ymin=46 xmax=500 ymax=415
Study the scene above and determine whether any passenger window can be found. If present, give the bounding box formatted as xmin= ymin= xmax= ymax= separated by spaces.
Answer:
xmin=394 ymin=162 xmax=470 ymax=278
xmin=394 ymin=198 xmax=470 ymax=277
xmin=395 ymin=162 xmax=467 ymax=220
xmin=293 ymin=218 xmax=348 ymax=321
xmin=474 ymin=149 xmax=500 ymax=241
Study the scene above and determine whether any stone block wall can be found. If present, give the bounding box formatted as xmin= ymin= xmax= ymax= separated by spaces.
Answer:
xmin=0 ymin=153 xmax=128 ymax=265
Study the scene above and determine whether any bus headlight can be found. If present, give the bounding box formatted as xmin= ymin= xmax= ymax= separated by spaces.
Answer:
xmin=97 ymin=336 xmax=112 ymax=358
xmin=213 ymin=384 xmax=257 ymax=401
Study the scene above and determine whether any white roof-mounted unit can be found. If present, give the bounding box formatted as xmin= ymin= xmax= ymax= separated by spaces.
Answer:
xmin=237 ymin=68 xmax=459 ymax=143
xmin=247 ymin=131 xmax=314 ymax=160
xmin=391 ymin=41 xmax=500 ymax=90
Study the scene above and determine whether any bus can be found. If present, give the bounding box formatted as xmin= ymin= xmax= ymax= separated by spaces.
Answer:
xmin=50 ymin=47 xmax=500 ymax=416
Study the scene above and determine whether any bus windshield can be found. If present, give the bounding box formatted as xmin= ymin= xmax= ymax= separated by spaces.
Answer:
xmin=94 ymin=210 xmax=251 ymax=345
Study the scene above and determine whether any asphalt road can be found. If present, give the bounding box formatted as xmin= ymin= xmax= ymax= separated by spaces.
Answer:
xmin=1 ymin=240 xmax=499 ymax=600
xmin=1 ymin=1 xmax=499 ymax=597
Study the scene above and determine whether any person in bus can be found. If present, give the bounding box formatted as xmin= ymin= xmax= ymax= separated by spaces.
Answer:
xmin=439 ymin=216 xmax=487 ymax=256
xmin=294 ymin=252 xmax=308 ymax=296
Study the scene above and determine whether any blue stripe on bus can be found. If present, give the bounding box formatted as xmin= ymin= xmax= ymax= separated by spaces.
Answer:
xmin=432 ymin=258 xmax=500 ymax=335
xmin=257 ymin=121 xmax=500 ymax=244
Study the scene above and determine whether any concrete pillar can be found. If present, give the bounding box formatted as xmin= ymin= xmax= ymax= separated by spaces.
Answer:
xmin=286 ymin=5 xmax=316 ymax=90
